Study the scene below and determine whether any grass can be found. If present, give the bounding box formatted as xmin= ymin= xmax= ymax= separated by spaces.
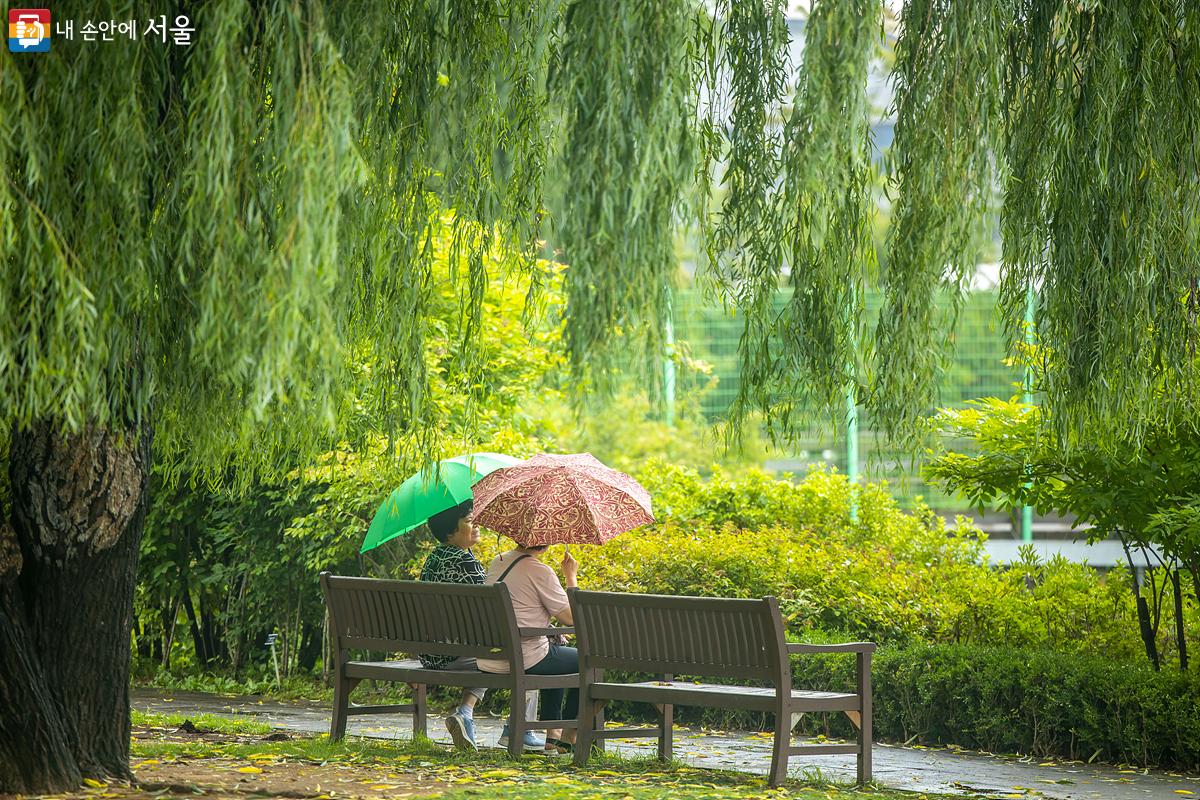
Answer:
xmin=136 ymin=669 xmax=526 ymax=716
xmin=129 ymin=713 xmax=957 ymax=800
xmin=134 ymin=669 xmax=340 ymax=702
xmin=130 ymin=709 xmax=274 ymax=735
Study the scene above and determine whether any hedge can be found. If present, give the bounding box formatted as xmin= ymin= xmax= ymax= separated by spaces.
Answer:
xmin=787 ymin=643 xmax=1200 ymax=770
xmin=474 ymin=641 xmax=1196 ymax=770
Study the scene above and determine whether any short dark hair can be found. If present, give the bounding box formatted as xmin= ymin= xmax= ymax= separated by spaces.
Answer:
xmin=428 ymin=499 xmax=473 ymax=543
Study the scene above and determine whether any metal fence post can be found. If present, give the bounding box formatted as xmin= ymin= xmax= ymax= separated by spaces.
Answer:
xmin=665 ymin=288 xmax=676 ymax=427
xmin=1021 ymin=283 xmax=1036 ymax=543
xmin=847 ymin=380 xmax=859 ymax=522
xmin=266 ymin=633 xmax=280 ymax=686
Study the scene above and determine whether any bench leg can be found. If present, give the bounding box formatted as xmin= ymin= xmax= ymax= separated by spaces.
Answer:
xmin=658 ymin=703 xmax=673 ymax=762
xmin=507 ymin=690 xmax=527 ymax=759
xmin=858 ymin=710 xmax=873 ymax=784
xmin=592 ymin=700 xmax=606 ymax=755
xmin=574 ymin=687 xmax=601 ymax=766
xmin=412 ymin=683 xmax=427 ymax=739
xmin=768 ymin=710 xmax=790 ymax=787
xmin=857 ymin=650 xmax=873 ymax=784
xmin=330 ymin=676 xmax=360 ymax=741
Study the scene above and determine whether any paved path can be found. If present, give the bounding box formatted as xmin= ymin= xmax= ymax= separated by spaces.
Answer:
xmin=132 ymin=690 xmax=1200 ymax=800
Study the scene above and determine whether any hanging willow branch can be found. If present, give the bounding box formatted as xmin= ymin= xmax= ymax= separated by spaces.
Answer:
xmin=728 ymin=0 xmax=880 ymax=441
xmin=870 ymin=0 xmax=1006 ymax=446
xmin=1001 ymin=0 xmax=1200 ymax=447
xmin=552 ymin=0 xmax=697 ymax=394
xmin=6 ymin=0 xmax=1200 ymax=470
xmin=698 ymin=0 xmax=790 ymax=432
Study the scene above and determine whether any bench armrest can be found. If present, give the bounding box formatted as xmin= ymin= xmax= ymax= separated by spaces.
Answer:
xmin=519 ymin=626 xmax=575 ymax=638
xmin=787 ymin=642 xmax=876 ymax=655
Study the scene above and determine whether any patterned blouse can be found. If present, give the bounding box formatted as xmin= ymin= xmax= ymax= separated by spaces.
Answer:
xmin=418 ymin=544 xmax=486 ymax=669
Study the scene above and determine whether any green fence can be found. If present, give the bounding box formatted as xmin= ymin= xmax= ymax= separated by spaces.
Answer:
xmin=674 ymin=288 xmax=1020 ymax=513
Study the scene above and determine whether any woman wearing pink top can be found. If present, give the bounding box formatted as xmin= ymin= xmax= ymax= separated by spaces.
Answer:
xmin=478 ymin=544 xmax=579 ymax=753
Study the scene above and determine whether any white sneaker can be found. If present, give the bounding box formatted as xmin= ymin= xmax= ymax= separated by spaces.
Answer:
xmin=498 ymin=723 xmax=546 ymax=751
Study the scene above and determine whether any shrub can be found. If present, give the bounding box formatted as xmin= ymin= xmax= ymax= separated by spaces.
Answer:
xmin=409 ymin=462 xmax=1156 ymax=658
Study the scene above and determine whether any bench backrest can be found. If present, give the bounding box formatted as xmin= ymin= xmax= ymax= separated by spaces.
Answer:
xmin=321 ymin=573 xmax=520 ymax=662
xmin=569 ymin=588 xmax=788 ymax=683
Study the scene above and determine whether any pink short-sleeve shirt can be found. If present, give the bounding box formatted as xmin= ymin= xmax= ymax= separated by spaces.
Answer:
xmin=477 ymin=551 xmax=569 ymax=673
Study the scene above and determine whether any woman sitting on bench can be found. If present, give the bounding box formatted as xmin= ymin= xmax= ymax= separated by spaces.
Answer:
xmin=418 ymin=500 xmax=490 ymax=751
xmin=478 ymin=543 xmax=580 ymax=755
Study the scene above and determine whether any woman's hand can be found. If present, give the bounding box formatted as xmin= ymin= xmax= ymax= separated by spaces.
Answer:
xmin=561 ymin=548 xmax=579 ymax=588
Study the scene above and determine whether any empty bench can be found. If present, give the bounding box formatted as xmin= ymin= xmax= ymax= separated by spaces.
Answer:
xmin=569 ymin=589 xmax=874 ymax=785
xmin=320 ymin=573 xmax=577 ymax=757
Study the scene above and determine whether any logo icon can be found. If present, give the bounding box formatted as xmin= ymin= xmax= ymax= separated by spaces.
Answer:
xmin=9 ymin=9 xmax=51 ymax=52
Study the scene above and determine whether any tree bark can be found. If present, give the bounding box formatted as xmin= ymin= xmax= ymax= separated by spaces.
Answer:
xmin=0 ymin=420 xmax=151 ymax=794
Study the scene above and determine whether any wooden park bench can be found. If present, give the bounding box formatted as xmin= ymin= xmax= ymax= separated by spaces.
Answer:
xmin=568 ymin=589 xmax=875 ymax=786
xmin=320 ymin=573 xmax=577 ymax=757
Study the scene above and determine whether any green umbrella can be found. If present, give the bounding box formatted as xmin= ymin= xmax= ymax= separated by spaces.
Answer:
xmin=360 ymin=452 xmax=521 ymax=553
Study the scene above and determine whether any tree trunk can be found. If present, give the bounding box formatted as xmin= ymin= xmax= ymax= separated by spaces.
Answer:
xmin=1172 ymin=569 xmax=1188 ymax=671
xmin=181 ymin=588 xmax=209 ymax=667
xmin=1123 ymin=539 xmax=1160 ymax=670
xmin=160 ymin=598 xmax=179 ymax=670
xmin=0 ymin=420 xmax=151 ymax=794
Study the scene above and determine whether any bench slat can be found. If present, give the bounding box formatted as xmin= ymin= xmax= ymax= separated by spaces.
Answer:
xmin=788 ymin=642 xmax=876 ymax=655
xmin=588 ymin=681 xmax=860 ymax=713
xmin=343 ymin=704 xmax=417 ymax=716
xmin=589 ymin=681 xmax=772 ymax=712
xmin=519 ymin=626 xmax=575 ymax=637
xmin=343 ymin=659 xmax=579 ymax=690
xmin=582 ymin=657 xmax=774 ymax=680
xmin=339 ymin=637 xmax=501 ymax=658
xmin=530 ymin=719 xmax=578 ymax=729
xmin=592 ymin=728 xmax=660 ymax=740
xmin=789 ymin=744 xmax=860 ymax=756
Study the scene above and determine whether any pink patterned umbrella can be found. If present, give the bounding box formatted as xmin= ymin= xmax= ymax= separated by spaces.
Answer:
xmin=471 ymin=453 xmax=654 ymax=546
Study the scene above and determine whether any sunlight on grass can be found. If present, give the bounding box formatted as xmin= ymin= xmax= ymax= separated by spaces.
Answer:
xmin=131 ymin=710 xmax=275 ymax=735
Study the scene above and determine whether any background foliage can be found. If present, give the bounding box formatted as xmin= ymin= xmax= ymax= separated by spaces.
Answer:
xmin=926 ymin=393 xmax=1200 ymax=670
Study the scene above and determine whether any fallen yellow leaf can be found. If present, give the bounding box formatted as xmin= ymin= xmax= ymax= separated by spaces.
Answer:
xmin=478 ymin=769 xmax=521 ymax=779
xmin=1173 ymin=792 xmax=1194 ymax=796
xmin=83 ymin=778 xmax=106 ymax=788
xmin=237 ymin=766 xmax=263 ymax=774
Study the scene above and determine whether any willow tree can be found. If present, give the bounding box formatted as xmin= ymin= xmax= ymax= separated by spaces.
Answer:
xmin=4 ymin=0 xmax=1200 ymax=793
xmin=0 ymin=0 xmax=558 ymax=791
